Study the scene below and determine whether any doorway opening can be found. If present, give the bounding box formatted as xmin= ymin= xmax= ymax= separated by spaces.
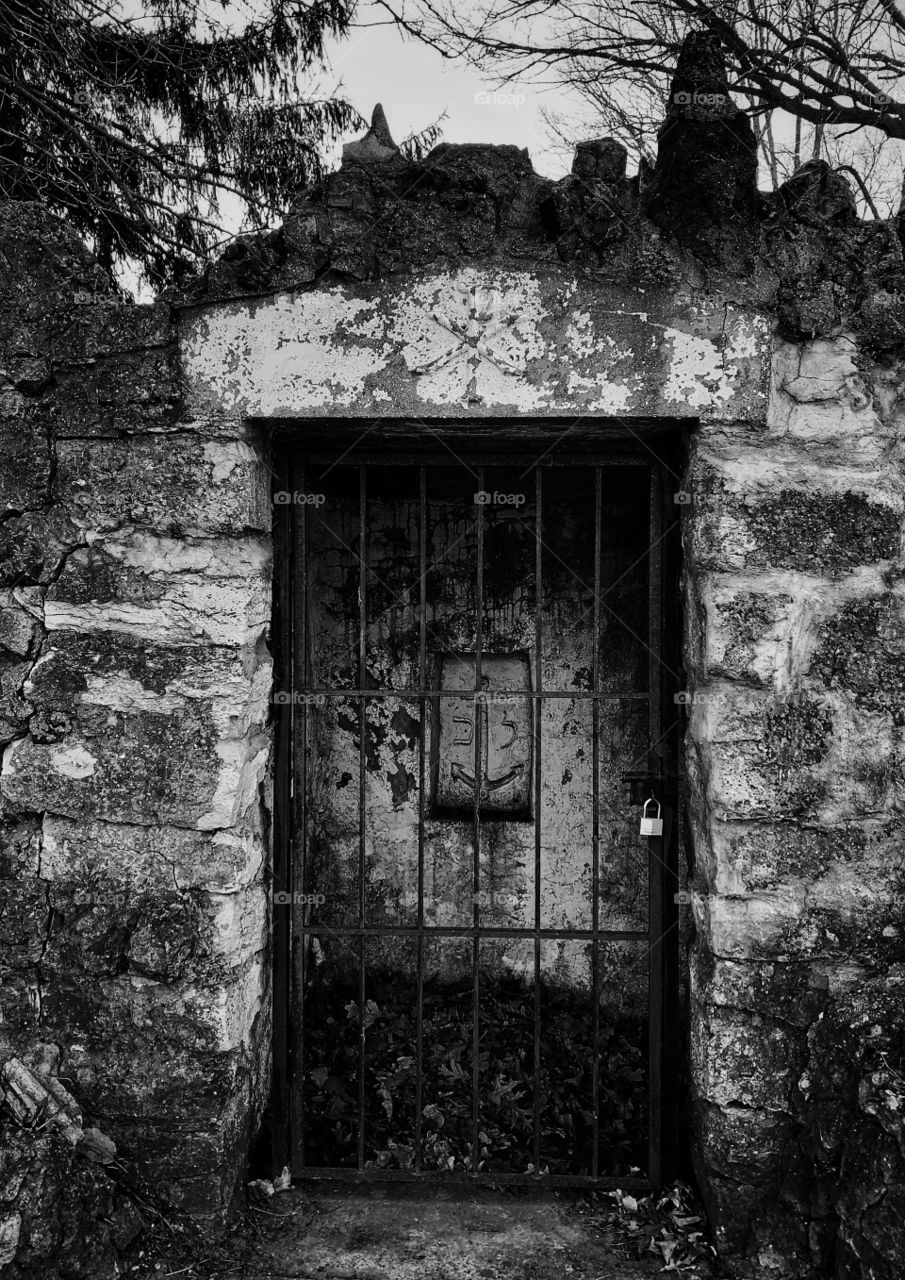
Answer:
xmin=271 ymin=435 xmax=684 ymax=1192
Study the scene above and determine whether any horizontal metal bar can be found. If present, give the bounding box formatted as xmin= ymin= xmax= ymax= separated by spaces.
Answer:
xmin=293 ymin=1168 xmax=651 ymax=1190
xmin=290 ymin=689 xmax=651 ymax=701
xmin=296 ymin=925 xmax=649 ymax=941
xmin=293 ymin=452 xmax=654 ymax=468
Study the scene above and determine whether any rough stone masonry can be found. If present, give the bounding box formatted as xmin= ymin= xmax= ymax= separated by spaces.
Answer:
xmin=0 ymin=28 xmax=904 ymax=1280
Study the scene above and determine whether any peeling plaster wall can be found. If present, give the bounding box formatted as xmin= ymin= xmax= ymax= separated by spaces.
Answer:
xmin=181 ymin=271 xmax=769 ymax=421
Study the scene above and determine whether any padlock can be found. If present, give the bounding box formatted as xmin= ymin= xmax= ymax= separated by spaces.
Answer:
xmin=639 ymin=797 xmax=663 ymax=837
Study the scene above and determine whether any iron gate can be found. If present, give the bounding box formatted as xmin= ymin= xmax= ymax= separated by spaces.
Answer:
xmin=272 ymin=442 xmax=680 ymax=1190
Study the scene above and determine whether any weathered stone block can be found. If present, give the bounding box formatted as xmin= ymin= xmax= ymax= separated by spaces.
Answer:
xmin=797 ymin=974 xmax=905 ymax=1280
xmin=41 ymin=817 xmax=263 ymax=894
xmin=690 ymin=444 xmax=903 ymax=573
xmin=54 ymin=301 xmax=173 ymax=365
xmin=691 ymin=823 xmax=905 ymax=962
xmin=5 ymin=721 xmax=215 ymax=828
xmin=698 ymin=567 xmax=893 ymax=689
xmin=692 ymin=1097 xmax=797 ymax=1185
xmin=768 ymin=335 xmax=887 ymax=455
xmin=42 ymin=882 xmax=211 ymax=981
xmin=39 ymin=958 xmax=265 ymax=1060
xmin=693 ymin=1167 xmax=817 ymax=1278
xmin=691 ymin=684 xmax=900 ymax=822
xmin=688 ymin=951 xmax=827 ymax=1027
xmin=704 ymin=817 xmax=902 ymax=899
xmin=0 ymin=509 xmax=82 ymax=589
xmin=48 ymin=345 xmax=179 ymax=436
xmin=3 ymin=631 xmax=270 ymax=828
xmin=110 ymin=1093 xmax=255 ymax=1216
xmin=700 ymin=579 xmax=795 ymax=684
xmin=45 ymin=533 xmax=271 ymax=647
xmin=0 ymin=416 xmax=52 ymax=515
xmin=810 ymin=593 xmax=905 ymax=722
xmin=0 ymin=590 xmax=42 ymax=658
xmin=0 ymin=818 xmax=40 ymax=878
xmin=693 ymin=889 xmax=807 ymax=960
xmin=0 ymin=974 xmax=39 ymax=1038
xmin=0 ymin=656 xmax=32 ymax=742
xmin=0 ymin=203 xmax=111 ymax=323
xmin=65 ymin=1033 xmax=249 ymax=1125
xmin=39 ymin=878 xmax=265 ymax=984
xmin=0 ymin=878 xmax=49 ymax=967
xmin=55 ymin=437 xmax=270 ymax=536
xmin=690 ymin=998 xmax=806 ymax=1110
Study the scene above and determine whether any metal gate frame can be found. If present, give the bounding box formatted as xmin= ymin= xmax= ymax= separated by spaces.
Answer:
xmin=270 ymin=427 xmax=683 ymax=1192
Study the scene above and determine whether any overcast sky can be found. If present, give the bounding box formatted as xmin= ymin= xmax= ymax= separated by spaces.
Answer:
xmin=322 ymin=4 xmax=593 ymax=178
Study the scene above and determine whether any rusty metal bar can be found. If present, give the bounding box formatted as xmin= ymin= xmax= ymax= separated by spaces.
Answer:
xmin=295 ymin=1167 xmax=650 ymax=1190
xmin=299 ymin=689 xmax=650 ymax=701
xmin=533 ymin=466 xmax=542 ymax=1175
xmin=472 ymin=465 xmax=484 ymax=1173
xmin=415 ymin=466 xmax=427 ymax=1174
xmin=298 ymin=925 xmax=648 ymax=941
xmin=272 ymin=450 xmax=294 ymax=1173
xmin=647 ymin=464 xmax=664 ymax=1189
xmin=591 ymin=465 xmax=602 ymax=1180
xmin=296 ymin=458 xmax=308 ymax=1169
xmin=357 ymin=465 xmax=367 ymax=1172
xmin=300 ymin=450 xmax=653 ymax=468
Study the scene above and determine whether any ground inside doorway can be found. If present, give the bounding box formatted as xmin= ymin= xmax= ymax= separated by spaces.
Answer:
xmin=129 ymin=1182 xmax=719 ymax=1280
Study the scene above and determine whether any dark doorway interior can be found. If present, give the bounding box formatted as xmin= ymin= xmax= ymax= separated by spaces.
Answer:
xmin=271 ymin=435 xmax=684 ymax=1191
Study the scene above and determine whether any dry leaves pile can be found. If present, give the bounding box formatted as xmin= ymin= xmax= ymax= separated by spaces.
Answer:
xmin=599 ymin=1182 xmax=722 ymax=1277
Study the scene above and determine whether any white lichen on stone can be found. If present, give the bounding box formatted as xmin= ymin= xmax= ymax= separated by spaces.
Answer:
xmin=48 ymin=744 xmax=97 ymax=779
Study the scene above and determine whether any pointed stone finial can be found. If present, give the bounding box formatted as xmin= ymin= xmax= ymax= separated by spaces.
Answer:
xmin=342 ymin=103 xmax=400 ymax=166
xmin=369 ymin=104 xmax=396 ymax=150
xmin=645 ymin=30 xmax=760 ymax=250
xmin=667 ymin=29 xmax=736 ymax=116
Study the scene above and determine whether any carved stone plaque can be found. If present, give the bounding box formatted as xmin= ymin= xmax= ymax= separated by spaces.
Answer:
xmin=431 ymin=652 xmax=532 ymax=818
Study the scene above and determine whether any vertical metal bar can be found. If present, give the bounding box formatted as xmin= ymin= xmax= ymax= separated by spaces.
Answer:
xmin=647 ymin=464 xmax=664 ymax=1189
xmin=533 ymin=468 xmax=542 ymax=1178
xmin=591 ymin=466 xmax=602 ymax=1181
xmin=472 ymin=466 xmax=484 ymax=1173
xmin=415 ymin=466 xmax=427 ymax=1173
xmin=296 ymin=459 xmax=308 ymax=1170
xmin=358 ymin=466 xmax=367 ymax=1172
xmin=271 ymin=444 xmax=294 ymax=1173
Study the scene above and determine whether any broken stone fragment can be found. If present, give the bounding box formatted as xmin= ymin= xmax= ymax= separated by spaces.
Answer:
xmin=1 ymin=1056 xmax=83 ymax=1144
xmin=777 ymin=159 xmax=858 ymax=226
xmin=571 ymin=138 xmax=628 ymax=186
xmin=1 ymin=1055 xmax=119 ymax=1168
xmin=342 ymin=103 xmax=400 ymax=166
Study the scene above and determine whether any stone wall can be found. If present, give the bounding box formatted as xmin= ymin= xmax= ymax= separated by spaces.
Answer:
xmin=685 ymin=335 xmax=905 ymax=1278
xmin=0 ymin=203 xmax=273 ymax=1271
xmin=1 ymin=29 xmax=904 ymax=1280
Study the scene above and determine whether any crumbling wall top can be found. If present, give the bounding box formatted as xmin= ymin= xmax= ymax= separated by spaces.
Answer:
xmin=189 ymin=34 xmax=905 ymax=358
